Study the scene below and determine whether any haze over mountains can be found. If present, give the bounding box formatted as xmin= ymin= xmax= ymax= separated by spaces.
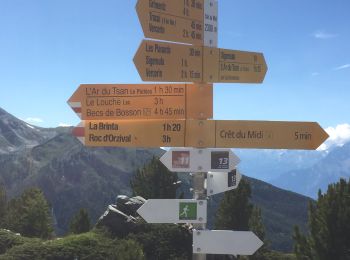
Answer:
xmin=270 ymin=142 xmax=350 ymax=198
xmin=234 ymin=139 xmax=350 ymax=198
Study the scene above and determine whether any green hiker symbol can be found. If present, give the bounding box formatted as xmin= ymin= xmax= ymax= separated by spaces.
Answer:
xmin=180 ymin=205 xmax=189 ymax=218
xmin=179 ymin=202 xmax=197 ymax=220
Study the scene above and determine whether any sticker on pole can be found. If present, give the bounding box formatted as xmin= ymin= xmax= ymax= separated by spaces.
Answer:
xmin=211 ymin=151 xmax=229 ymax=170
xmin=228 ymin=169 xmax=237 ymax=187
xmin=160 ymin=148 xmax=240 ymax=173
xmin=172 ymin=151 xmax=190 ymax=169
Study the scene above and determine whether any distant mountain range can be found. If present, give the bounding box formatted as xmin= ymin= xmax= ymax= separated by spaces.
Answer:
xmin=269 ymin=142 xmax=350 ymax=198
xmin=0 ymin=107 xmax=64 ymax=153
xmin=1 ymin=107 xmax=345 ymax=252
xmin=233 ymin=143 xmax=350 ymax=198
xmin=234 ymin=148 xmax=327 ymax=181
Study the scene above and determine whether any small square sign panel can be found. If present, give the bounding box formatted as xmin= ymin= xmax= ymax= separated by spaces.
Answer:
xmin=228 ymin=169 xmax=237 ymax=187
xmin=211 ymin=151 xmax=229 ymax=169
xmin=172 ymin=151 xmax=190 ymax=168
xmin=179 ymin=202 xmax=197 ymax=220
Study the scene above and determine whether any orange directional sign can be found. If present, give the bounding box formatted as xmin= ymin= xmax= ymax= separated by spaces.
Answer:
xmin=73 ymin=120 xmax=328 ymax=150
xmin=136 ymin=0 xmax=218 ymax=46
xmin=67 ymin=84 xmax=212 ymax=120
xmin=133 ymin=40 xmax=268 ymax=83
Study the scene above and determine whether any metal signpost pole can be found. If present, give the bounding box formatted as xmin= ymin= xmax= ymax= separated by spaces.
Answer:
xmin=192 ymin=172 xmax=207 ymax=260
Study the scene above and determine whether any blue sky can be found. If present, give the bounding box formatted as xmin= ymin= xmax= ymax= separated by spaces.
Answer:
xmin=1 ymin=0 xmax=350 ymax=147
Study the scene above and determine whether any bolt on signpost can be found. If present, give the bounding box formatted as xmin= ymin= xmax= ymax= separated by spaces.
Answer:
xmin=69 ymin=1 xmax=329 ymax=259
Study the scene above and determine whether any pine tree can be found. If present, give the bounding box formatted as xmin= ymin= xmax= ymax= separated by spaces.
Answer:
xmin=293 ymin=225 xmax=312 ymax=260
xmin=249 ymin=206 xmax=268 ymax=260
xmin=0 ymin=184 xmax=7 ymax=225
xmin=215 ymin=178 xmax=253 ymax=230
xmin=4 ymin=187 xmax=53 ymax=238
xmin=69 ymin=208 xmax=91 ymax=234
xmin=214 ymin=178 xmax=268 ymax=260
xmin=293 ymin=178 xmax=350 ymax=260
xmin=130 ymin=156 xmax=179 ymax=199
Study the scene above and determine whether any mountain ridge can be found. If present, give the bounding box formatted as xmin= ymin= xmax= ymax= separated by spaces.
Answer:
xmin=270 ymin=142 xmax=350 ymax=198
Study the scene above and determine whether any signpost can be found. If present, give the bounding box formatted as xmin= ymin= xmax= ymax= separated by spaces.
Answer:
xmin=67 ymin=1 xmax=330 ymax=258
xmin=136 ymin=0 xmax=218 ymax=46
xmin=160 ymin=148 xmax=240 ymax=173
xmin=207 ymin=169 xmax=242 ymax=196
xmin=73 ymin=119 xmax=329 ymax=150
xmin=133 ymin=40 xmax=268 ymax=83
xmin=67 ymin=83 xmax=213 ymax=120
xmin=137 ymin=199 xmax=207 ymax=224
xmin=193 ymin=230 xmax=263 ymax=255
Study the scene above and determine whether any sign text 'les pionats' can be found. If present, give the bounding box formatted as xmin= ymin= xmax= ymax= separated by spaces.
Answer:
xmin=136 ymin=0 xmax=218 ymax=46
xmin=133 ymin=40 xmax=268 ymax=83
xmin=73 ymin=119 xmax=329 ymax=150
xmin=67 ymin=84 xmax=213 ymax=120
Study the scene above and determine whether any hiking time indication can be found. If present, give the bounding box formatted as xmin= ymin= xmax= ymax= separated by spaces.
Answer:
xmin=73 ymin=119 xmax=328 ymax=150
xmin=136 ymin=0 xmax=218 ymax=46
xmin=134 ymin=40 xmax=267 ymax=83
xmin=68 ymin=83 xmax=213 ymax=120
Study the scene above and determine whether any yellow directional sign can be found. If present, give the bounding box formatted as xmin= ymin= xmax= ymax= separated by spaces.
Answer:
xmin=73 ymin=120 xmax=328 ymax=150
xmin=136 ymin=0 xmax=218 ymax=46
xmin=67 ymin=84 xmax=213 ymax=120
xmin=133 ymin=40 xmax=268 ymax=83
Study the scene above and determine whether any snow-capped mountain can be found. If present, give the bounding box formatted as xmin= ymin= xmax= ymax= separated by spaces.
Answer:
xmin=0 ymin=107 xmax=63 ymax=153
xmin=270 ymin=142 xmax=350 ymax=198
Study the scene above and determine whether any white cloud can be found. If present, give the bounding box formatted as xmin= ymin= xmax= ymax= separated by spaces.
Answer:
xmin=25 ymin=117 xmax=44 ymax=124
xmin=313 ymin=30 xmax=338 ymax=39
xmin=58 ymin=123 xmax=72 ymax=127
xmin=333 ymin=64 xmax=350 ymax=71
xmin=318 ymin=124 xmax=350 ymax=151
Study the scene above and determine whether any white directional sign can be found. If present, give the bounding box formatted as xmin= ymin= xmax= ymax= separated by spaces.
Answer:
xmin=207 ymin=169 xmax=242 ymax=196
xmin=137 ymin=199 xmax=207 ymax=224
xmin=160 ymin=148 xmax=240 ymax=173
xmin=193 ymin=230 xmax=263 ymax=255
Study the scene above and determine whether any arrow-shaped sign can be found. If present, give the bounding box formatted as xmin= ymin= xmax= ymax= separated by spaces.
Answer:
xmin=137 ymin=199 xmax=207 ymax=224
xmin=193 ymin=230 xmax=263 ymax=255
xmin=72 ymin=119 xmax=329 ymax=150
xmin=133 ymin=40 xmax=267 ymax=83
xmin=136 ymin=0 xmax=218 ymax=46
xmin=207 ymin=169 xmax=242 ymax=196
xmin=160 ymin=148 xmax=240 ymax=173
xmin=67 ymin=83 xmax=213 ymax=120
